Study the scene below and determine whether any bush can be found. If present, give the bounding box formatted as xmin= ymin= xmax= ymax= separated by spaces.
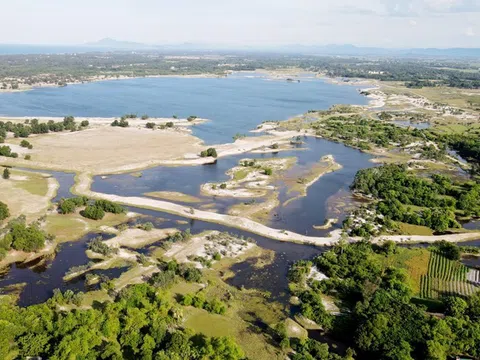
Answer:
xmin=187 ymin=116 xmax=197 ymax=122
xmin=80 ymin=120 xmax=89 ymax=127
xmin=24 ymin=155 xmax=31 ymax=160
xmin=146 ymin=122 xmax=155 ymax=129
xmin=141 ymin=114 xmax=149 ymax=120
xmin=213 ymin=252 xmax=221 ymax=261
xmin=138 ymin=222 xmax=153 ymax=231
xmin=58 ymin=197 xmax=89 ymax=214
xmin=81 ymin=205 xmax=105 ymax=220
xmin=200 ymin=148 xmax=218 ymax=158
xmin=5 ymin=223 xmax=45 ymax=252
xmin=3 ymin=168 xmax=10 ymax=179
xmin=20 ymin=139 xmax=31 ymax=148
xmin=94 ymin=200 xmax=124 ymax=214
xmin=111 ymin=119 xmax=129 ymax=127
xmin=88 ymin=236 xmax=118 ymax=256
xmin=220 ymin=183 xmax=227 ymax=189
xmin=0 ymin=201 xmax=9 ymax=220
xmin=264 ymin=168 xmax=273 ymax=176
xmin=166 ymin=122 xmax=174 ymax=128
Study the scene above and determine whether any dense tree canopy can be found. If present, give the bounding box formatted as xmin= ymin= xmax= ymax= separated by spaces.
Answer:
xmin=0 ymin=283 xmax=245 ymax=360
xmin=289 ymin=241 xmax=480 ymax=360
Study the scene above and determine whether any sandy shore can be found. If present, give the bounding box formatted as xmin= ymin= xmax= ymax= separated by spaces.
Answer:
xmin=0 ymin=73 xmax=223 ymax=94
xmin=0 ymin=116 xmax=208 ymax=127
xmin=73 ymin=173 xmax=480 ymax=246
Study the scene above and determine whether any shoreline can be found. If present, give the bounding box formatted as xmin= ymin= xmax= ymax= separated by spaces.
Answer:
xmin=0 ymin=73 xmax=224 ymax=94
xmin=72 ymin=172 xmax=480 ymax=246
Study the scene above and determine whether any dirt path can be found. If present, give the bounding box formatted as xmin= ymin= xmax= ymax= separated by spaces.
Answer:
xmin=73 ymin=173 xmax=480 ymax=246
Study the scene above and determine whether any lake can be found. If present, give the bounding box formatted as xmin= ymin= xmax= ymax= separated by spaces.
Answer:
xmin=0 ymin=73 xmax=367 ymax=144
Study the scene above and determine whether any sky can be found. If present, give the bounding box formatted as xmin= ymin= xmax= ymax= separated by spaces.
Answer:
xmin=1 ymin=0 xmax=479 ymax=48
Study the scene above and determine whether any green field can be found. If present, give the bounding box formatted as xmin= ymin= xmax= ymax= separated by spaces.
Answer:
xmin=419 ymin=251 xmax=478 ymax=299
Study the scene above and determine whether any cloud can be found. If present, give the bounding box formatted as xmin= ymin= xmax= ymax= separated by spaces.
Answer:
xmin=380 ymin=0 xmax=480 ymax=16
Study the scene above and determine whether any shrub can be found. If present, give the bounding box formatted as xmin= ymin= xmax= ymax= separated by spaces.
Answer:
xmin=88 ymin=236 xmax=117 ymax=256
xmin=271 ymin=143 xmax=279 ymax=149
xmin=80 ymin=120 xmax=89 ymax=127
xmin=58 ymin=197 xmax=89 ymax=214
xmin=200 ymin=148 xmax=218 ymax=158
xmin=138 ymin=222 xmax=153 ymax=231
xmin=81 ymin=205 xmax=105 ymax=220
xmin=166 ymin=122 xmax=174 ymax=128
xmin=141 ymin=114 xmax=149 ymax=120
xmin=3 ymin=168 xmax=10 ymax=179
xmin=220 ymin=183 xmax=227 ymax=189
xmin=24 ymin=155 xmax=31 ymax=160
xmin=146 ymin=122 xmax=155 ymax=129
xmin=187 ymin=116 xmax=197 ymax=122
xmin=213 ymin=252 xmax=221 ymax=261
xmin=20 ymin=140 xmax=31 ymax=148
xmin=0 ymin=201 xmax=9 ymax=220
xmin=264 ymin=168 xmax=273 ymax=176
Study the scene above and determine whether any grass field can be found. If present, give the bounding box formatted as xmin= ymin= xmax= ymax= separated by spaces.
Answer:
xmin=13 ymin=171 xmax=50 ymax=196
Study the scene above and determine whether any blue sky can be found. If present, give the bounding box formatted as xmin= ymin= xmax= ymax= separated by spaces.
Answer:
xmin=1 ymin=0 xmax=479 ymax=47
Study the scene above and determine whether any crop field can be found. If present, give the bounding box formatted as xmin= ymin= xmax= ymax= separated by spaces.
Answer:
xmin=419 ymin=251 xmax=480 ymax=299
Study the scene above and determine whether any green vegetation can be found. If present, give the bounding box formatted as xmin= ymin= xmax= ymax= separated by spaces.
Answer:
xmin=59 ymin=197 xmax=124 ymax=221
xmin=187 ymin=115 xmax=197 ymax=121
xmin=181 ymin=292 xmax=227 ymax=315
xmin=0 ymin=283 xmax=244 ymax=360
xmin=0 ymin=201 xmax=9 ymax=221
xmin=19 ymin=139 xmax=32 ymax=149
xmin=200 ymin=147 xmax=218 ymax=158
xmin=3 ymin=167 xmax=10 ymax=179
xmin=111 ymin=119 xmax=129 ymax=127
xmin=350 ymin=164 xmax=479 ymax=233
xmin=88 ymin=236 xmax=118 ymax=256
xmin=289 ymin=241 xmax=480 ymax=360
xmin=81 ymin=205 xmax=105 ymax=220
xmin=58 ymin=196 xmax=89 ymax=214
xmin=264 ymin=168 xmax=273 ymax=176
xmin=0 ymin=117 xmax=78 ymax=138
xmin=0 ymin=146 xmax=18 ymax=158
xmin=145 ymin=122 xmax=155 ymax=129
xmin=419 ymin=250 xmax=476 ymax=299
xmin=2 ymin=216 xmax=47 ymax=252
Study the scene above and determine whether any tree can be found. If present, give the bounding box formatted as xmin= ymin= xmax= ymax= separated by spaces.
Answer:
xmin=200 ymin=148 xmax=218 ymax=158
xmin=3 ymin=168 xmax=10 ymax=179
xmin=0 ymin=201 xmax=9 ymax=220
xmin=81 ymin=205 xmax=105 ymax=220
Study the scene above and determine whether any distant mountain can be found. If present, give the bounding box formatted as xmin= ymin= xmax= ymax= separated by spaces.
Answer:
xmin=84 ymin=38 xmax=154 ymax=50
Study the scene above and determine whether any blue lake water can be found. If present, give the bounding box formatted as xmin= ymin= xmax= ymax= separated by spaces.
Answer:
xmin=0 ymin=74 xmax=367 ymax=143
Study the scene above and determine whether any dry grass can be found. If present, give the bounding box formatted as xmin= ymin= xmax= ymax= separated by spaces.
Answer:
xmin=0 ymin=169 xmax=57 ymax=223
xmin=4 ymin=126 xmax=204 ymax=174
xmin=44 ymin=212 xmax=130 ymax=242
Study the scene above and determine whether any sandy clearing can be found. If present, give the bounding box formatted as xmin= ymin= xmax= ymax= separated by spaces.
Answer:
xmin=164 ymin=231 xmax=255 ymax=268
xmin=104 ymin=228 xmax=176 ymax=248
xmin=144 ymin=191 xmax=203 ymax=203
